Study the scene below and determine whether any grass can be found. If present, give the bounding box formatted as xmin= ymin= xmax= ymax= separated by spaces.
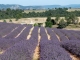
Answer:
xmin=67 ymin=9 xmax=80 ymax=12
xmin=24 ymin=9 xmax=47 ymax=13
xmin=24 ymin=8 xmax=80 ymax=13
xmin=52 ymin=24 xmax=80 ymax=31
xmin=66 ymin=24 xmax=80 ymax=28
xmin=63 ymin=24 xmax=80 ymax=30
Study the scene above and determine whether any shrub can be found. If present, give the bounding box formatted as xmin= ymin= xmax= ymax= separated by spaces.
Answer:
xmin=9 ymin=19 xmax=12 ymax=22
xmin=55 ymin=16 xmax=60 ymax=24
xmin=34 ymin=23 xmax=38 ymax=26
xmin=58 ymin=19 xmax=67 ymax=29
xmin=45 ymin=16 xmax=52 ymax=28
xmin=3 ymin=20 xmax=6 ymax=23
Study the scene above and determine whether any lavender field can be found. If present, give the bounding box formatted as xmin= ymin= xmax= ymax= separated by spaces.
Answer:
xmin=0 ymin=22 xmax=80 ymax=60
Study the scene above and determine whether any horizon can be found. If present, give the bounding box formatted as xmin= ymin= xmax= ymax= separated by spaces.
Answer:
xmin=0 ymin=4 xmax=80 ymax=6
xmin=0 ymin=0 xmax=80 ymax=6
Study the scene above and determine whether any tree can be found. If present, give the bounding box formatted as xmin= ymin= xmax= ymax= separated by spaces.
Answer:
xmin=51 ymin=19 xmax=56 ymax=25
xmin=69 ymin=14 xmax=76 ymax=24
xmin=3 ymin=20 xmax=6 ymax=23
xmin=15 ymin=14 xmax=21 ymax=21
xmin=75 ymin=17 xmax=79 ymax=24
xmin=67 ymin=19 xmax=72 ymax=25
xmin=45 ymin=16 xmax=52 ymax=28
xmin=55 ymin=16 xmax=60 ymax=24
xmin=58 ymin=19 xmax=67 ymax=29
xmin=9 ymin=19 xmax=12 ymax=22
xmin=65 ymin=13 xmax=78 ymax=25
xmin=46 ymin=16 xmax=51 ymax=21
xmin=65 ymin=16 xmax=72 ymax=25
xmin=34 ymin=23 xmax=38 ymax=26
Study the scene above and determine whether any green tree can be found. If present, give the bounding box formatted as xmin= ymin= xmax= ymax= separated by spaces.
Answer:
xmin=55 ymin=16 xmax=60 ymax=24
xmin=34 ymin=23 xmax=38 ymax=26
xmin=58 ymin=19 xmax=67 ymax=29
xmin=66 ymin=14 xmax=78 ymax=25
xmin=75 ymin=17 xmax=79 ymax=24
xmin=45 ymin=16 xmax=52 ymax=28
xmin=3 ymin=20 xmax=6 ymax=23
xmin=9 ymin=19 xmax=12 ymax=22
xmin=69 ymin=14 xmax=75 ymax=24
xmin=51 ymin=19 xmax=56 ymax=25
xmin=65 ymin=16 xmax=72 ymax=25
xmin=15 ymin=14 xmax=21 ymax=21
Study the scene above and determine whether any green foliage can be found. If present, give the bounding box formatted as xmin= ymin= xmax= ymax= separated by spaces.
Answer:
xmin=46 ymin=16 xmax=51 ymax=21
xmin=34 ymin=23 xmax=38 ymax=26
xmin=34 ymin=23 xmax=42 ymax=27
xmin=65 ymin=13 xmax=79 ymax=25
xmin=74 ymin=17 xmax=79 ymax=24
xmin=58 ymin=19 xmax=67 ymax=29
xmin=51 ymin=19 xmax=56 ymax=25
xmin=55 ymin=16 xmax=60 ymax=24
xmin=45 ymin=16 xmax=52 ymax=28
xmin=0 ymin=8 xmax=23 ymax=19
xmin=69 ymin=14 xmax=75 ymax=24
xmin=9 ymin=19 xmax=12 ymax=22
xmin=0 ymin=8 xmax=80 ymax=20
xmin=45 ymin=21 xmax=52 ymax=28
xmin=3 ymin=20 xmax=6 ymax=23
xmin=38 ymin=23 xmax=42 ymax=27
xmin=16 ymin=18 xmax=18 ymax=21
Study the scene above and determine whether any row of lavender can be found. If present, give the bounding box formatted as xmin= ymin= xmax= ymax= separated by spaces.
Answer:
xmin=0 ymin=27 xmax=38 ymax=60
xmin=40 ymin=28 xmax=80 ymax=60
xmin=53 ymin=28 xmax=80 ymax=57
xmin=0 ymin=23 xmax=35 ymax=52
xmin=2 ymin=23 xmax=80 ymax=41
xmin=0 ymin=22 xmax=80 ymax=60
xmin=0 ymin=22 xmax=38 ymax=60
xmin=39 ymin=27 xmax=72 ymax=60
xmin=0 ymin=23 xmax=21 ymax=38
xmin=0 ymin=37 xmax=38 ymax=60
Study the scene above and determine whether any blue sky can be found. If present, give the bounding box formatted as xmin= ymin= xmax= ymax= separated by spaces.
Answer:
xmin=0 ymin=0 xmax=80 ymax=6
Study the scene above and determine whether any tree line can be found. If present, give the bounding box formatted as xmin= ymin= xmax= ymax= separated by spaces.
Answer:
xmin=45 ymin=15 xmax=79 ymax=28
xmin=0 ymin=8 xmax=80 ymax=19
xmin=1 ymin=8 xmax=80 ymax=29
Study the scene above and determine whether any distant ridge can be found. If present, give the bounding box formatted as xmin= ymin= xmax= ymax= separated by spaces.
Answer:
xmin=0 ymin=4 xmax=80 ymax=9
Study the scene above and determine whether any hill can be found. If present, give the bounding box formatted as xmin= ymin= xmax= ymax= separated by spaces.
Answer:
xmin=0 ymin=4 xmax=80 ymax=9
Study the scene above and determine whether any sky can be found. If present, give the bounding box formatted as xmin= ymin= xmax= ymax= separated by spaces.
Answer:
xmin=0 ymin=0 xmax=80 ymax=6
